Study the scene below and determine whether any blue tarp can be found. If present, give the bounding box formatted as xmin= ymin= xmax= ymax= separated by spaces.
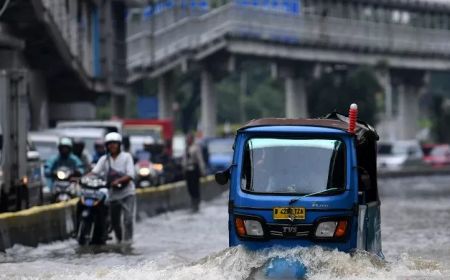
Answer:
xmin=137 ymin=96 xmax=159 ymax=119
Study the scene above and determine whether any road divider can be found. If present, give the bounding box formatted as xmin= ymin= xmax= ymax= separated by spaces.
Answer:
xmin=378 ymin=167 xmax=450 ymax=178
xmin=0 ymin=176 xmax=226 ymax=251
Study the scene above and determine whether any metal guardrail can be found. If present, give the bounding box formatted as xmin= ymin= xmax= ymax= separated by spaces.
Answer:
xmin=127 ymin=3 xmax=450 ymax=71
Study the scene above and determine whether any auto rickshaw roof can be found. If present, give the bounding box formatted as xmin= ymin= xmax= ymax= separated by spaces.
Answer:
xmin=240 ymin=118 xmax=348 ymax=131
xmin=239 ymin=112 xmax=379 ymax=142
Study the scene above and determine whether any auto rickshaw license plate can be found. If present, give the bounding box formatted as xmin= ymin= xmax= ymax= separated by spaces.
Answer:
xmin=273 ymin=207 xmax=306 ymax=220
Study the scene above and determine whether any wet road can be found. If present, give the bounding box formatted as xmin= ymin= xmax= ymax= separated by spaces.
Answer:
xmin=1 ymin=176 xmax=450 ymax=279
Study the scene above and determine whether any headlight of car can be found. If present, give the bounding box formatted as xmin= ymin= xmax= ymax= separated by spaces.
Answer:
xmin=139 ymin=167 xmax=151 ymax=176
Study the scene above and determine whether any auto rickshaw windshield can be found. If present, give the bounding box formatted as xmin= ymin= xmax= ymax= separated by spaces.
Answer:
xmin=241 ymin=138 xmax=346 ymax=195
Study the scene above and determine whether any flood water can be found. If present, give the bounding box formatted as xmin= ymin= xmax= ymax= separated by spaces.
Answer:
xmin=0 ymin=175 xmax=449 ymax=280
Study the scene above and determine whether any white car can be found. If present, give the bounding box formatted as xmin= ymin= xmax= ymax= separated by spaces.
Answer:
xmin=28 ymin=131 xmax=62 ymax=162
xmin=377 ymin=140 xmax=424 ymax=171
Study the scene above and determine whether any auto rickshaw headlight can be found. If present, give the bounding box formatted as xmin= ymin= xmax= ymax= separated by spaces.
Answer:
xmin=235 ymin=217 xmax=264 ymax=237
xmin=315 ymin=221 xmax=337 ymax=237
xmin=244 ymin=220 xmax=264 ymax=237
xmin=315 ymin=220 xmax=348 ymax=238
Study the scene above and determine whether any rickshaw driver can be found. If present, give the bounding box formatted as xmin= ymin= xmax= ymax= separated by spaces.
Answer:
xmin=246 ymin=143 xmax=317 ymax=194
xmin=243 ymin=147 xmax=281 ymax=193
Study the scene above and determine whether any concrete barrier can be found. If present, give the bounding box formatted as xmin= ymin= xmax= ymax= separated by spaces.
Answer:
xmin=378 ymin=166 xmax=450 ymax=178
xmin=0 ymin=176 xmax=226 ymax=251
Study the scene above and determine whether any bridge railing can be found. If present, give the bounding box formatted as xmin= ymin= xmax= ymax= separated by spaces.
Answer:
xmin=127 ymin=3 xmax=450 ymax=71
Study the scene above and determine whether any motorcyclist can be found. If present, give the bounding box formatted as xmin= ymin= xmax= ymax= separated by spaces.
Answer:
xmin=91 ymin=132 xmax=136 ymax=244
xmin=135 ymin=138 xmax=154 ymax=161
xmin=45 ymin=137 xmax=84 ymax=189
xmin=92 ymin=139 xmax=106 ymax=164
xmin=73 ymin=138 xmax=91 ymax=173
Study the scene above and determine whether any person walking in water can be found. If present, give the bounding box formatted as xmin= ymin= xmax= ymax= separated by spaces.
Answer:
xmin=182 ymin=133 xmax=206 ymax=212
xmin=91 ymin=132 xmax=136 ymax=244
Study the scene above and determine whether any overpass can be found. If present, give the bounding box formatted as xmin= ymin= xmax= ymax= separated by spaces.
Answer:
xmin=0 ymin=0 xmax=135 ymax=127
xmin=127 ymin=0 xmax=450 ymax=139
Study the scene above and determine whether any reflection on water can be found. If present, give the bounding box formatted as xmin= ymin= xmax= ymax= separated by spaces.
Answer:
xmin=1 ymin=176 xmax=450 ymax=279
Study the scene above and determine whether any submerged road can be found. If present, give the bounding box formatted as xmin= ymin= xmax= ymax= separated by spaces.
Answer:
xmin=0 ymin=176 xmax=450 ymax=279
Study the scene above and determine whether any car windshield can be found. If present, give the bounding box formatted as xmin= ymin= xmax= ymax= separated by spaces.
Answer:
xmin=241 ymin=138 xmax=346 ymax=194
xmin=125 ymin=128 xmax=162 ymax=143
xmin=33 ymin=141 xmax=58 ymax=161
xmin=208 ymin=139 xmax=234 ymax=155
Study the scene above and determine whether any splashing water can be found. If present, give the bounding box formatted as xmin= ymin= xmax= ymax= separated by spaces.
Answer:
xmin=1 ymin=246 xmax=446 ymax=280
xmin=1 ymin=176 xmax=450 ymax=280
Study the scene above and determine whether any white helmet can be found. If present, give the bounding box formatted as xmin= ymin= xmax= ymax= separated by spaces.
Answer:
xmin=104 ymin=132 xmax=122 ymax=144
xmin=59 ymin=137 xmax=73 ymax=148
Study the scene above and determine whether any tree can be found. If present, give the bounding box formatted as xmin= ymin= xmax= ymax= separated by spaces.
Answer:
xmin=308 ymin=66 xmax=379 ymax=124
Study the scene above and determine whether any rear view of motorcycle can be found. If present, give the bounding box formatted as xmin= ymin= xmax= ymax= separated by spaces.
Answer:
xmin=76 ymin=174 xmax=109 ymax=246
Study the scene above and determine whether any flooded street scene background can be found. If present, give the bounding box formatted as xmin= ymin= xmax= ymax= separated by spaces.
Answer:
xmin=3 ymin=0 xmax=450 ymax=279
xmin=0 ymin=176 xmax=449 ymax=280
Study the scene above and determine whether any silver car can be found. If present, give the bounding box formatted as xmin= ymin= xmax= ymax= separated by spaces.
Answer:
xmin=377 ymin=140 xmax=424 ymax=171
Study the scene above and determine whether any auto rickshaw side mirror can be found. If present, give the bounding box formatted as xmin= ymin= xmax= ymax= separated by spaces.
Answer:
xmin=215 ymin=168 xmax=230 ymax=185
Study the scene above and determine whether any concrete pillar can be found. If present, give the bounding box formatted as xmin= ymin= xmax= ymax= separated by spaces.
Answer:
xmin=375 ymin=68 xmax=395 ymax=141
xmin=157 ymin=73 xmax=174 ymax=119
xmin=397 ymin=84 xmax=420 ymax=140
xmin=272 ymin=63 xmax=310 ymax=119
xmin=29 ymin=71 xmax=49 ymax=130
xmin=285 ymin=75 xmax=308 ymax=118
xmin=393 ymin=70 xmax=427 ymax=140
xmin=200 ymin=69 xmax=217 ymax=137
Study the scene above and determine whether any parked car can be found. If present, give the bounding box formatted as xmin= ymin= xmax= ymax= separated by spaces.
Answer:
xmin=201 ymin=137 xmax=234 ymax=174
xmin=423 ymin=144 xmax=450 ymax=167
xmin=377 ymin=140 xmax=424 ymax=171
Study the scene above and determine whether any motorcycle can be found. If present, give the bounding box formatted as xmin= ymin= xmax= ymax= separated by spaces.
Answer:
xmin=76 ymin=174 xmax=109 ymax=246
xmin=52 ymin=166 xmax=78 ymax=202
xmin=135 ymin=151 xmax=165 ymax=188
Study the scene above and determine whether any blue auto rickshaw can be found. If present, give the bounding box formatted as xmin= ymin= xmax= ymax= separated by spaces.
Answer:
xmin=216 ymin=105 xmax=382 ymax=279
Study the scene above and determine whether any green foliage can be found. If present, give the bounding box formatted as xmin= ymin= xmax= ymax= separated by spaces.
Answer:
xmin=217 ymin=61 xmax=284 ymax=124
xmin=308 ymin=66 xmax=380 ymax=124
